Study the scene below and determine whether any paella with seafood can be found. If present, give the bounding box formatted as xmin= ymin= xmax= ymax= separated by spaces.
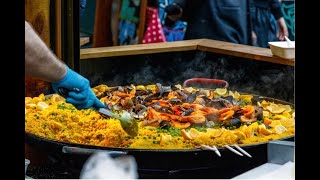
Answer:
xmin=25 ymin=84 xmax=295 ymax=149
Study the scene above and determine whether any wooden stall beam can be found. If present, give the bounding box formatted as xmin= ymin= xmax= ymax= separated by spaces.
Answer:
xmin=80 ymin=38 xmax=294 ymax=66
xmin=80 ymin=39 xmax=200 ymax=59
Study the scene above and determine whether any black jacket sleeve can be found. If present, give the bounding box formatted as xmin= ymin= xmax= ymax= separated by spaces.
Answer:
xmin=269 ymin=0 xmax=283 ymax=20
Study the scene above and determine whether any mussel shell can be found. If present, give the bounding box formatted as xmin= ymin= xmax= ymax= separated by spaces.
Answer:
xmin=159 ymin=120 xmax=171 ymax=129
xmin=181 ymin=108 xmax=194 ymax=116
xmin=220 ymin=118 xmax=241 ymax=128
xmin=169 ymin=98 xmax=183 ymax=105
xmin=254 ymin=106 xmax=263 ymax=120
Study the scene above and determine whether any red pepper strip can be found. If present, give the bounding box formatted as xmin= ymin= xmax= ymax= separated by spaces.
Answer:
xmin=218 ymin=110 xmax=235 ymax=121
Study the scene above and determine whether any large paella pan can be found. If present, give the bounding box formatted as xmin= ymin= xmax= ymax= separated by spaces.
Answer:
xmin=25 ymin=83 xmax=294 ymax=152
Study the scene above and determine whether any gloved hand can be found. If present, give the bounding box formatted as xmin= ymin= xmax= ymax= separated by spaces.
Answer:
xmin=51 ymin=67 xmax=105 ymax=110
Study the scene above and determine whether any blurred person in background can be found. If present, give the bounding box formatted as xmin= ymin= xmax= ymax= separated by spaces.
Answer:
xmin=164 ymin=0 xmax=252 ymax=45
xmin=251 ymin=0 xmax=288 ymax=48
xmin=164 ymin=0 xmax=288 ymax=47
xmin=25 ymin=21 xmax=104 ymax=110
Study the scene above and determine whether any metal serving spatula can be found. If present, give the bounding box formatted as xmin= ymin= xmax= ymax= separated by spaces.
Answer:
xmin=98 ymin=108 xmax=138 ymax=137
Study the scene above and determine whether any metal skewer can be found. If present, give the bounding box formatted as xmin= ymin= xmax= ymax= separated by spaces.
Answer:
xmin=224 ymin=145 xmax=243 ymax=156
xmin=200 ymin=145 xmax=221 ymax=157
xmin=233 ymin=145 xmax=252 ymax=158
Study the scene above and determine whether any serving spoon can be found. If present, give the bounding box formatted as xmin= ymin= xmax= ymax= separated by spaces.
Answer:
xmin=98 ymin=107 xmax=138 ymax=137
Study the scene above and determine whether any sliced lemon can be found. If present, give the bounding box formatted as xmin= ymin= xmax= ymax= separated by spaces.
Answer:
xmin=202 ymin=90 xmax=210 ymax=97
xmin=262 ymin=110 xmax=270 ymax=117
xmin=145 ymin=85 xmax=157 ymax=92
xmin=25 ymin=97 xmax=33 ymax=104
xmin=136 ymin=85 xmax=146 ymax=91
xmin=52 ymin=94 xmax=65 ymax=102
xmin=281 ymin=112 xmax=292 ymax=118
xmin=249 ymin=122 xmax=259 ymax=131
xmin=215 ymin=88 xmax=227 ymax=96
xmin=180 ymin=129 xmax=193 ymax=140
xmin=189 ymin=128 xmax=202 ymax=139
xmin=279 ymin=105 xmax=292 ymax=113
xmin=274 ymin=125 xmax=287 ymax=134
xmin=271 ymin=107 xmax=286 ymax=114
xmin=95 ymin=84 xmax=108 ymax=92
xmin=259 ymin=100 xmax=270 ymax=109
xmin=280 ymin=118 xmax=295 ymax=128
xmin=269 ymin=120 xmax=282 ymax=128
xmin=92 ymin=88 xmax=98 ymax=94
xmin=38 ymin=93 xmax=45 ymax=100
xmin=174 ymin=84 xmax=182 ymax=90
xmin=185 ymin=87 xmax=196 ymax=93
xmin=245 ymin=126 xmax=255 ymax=138
xmin=228 ymin=90 xmax=234 ymax=97
xmin=259 ymin=126 xmax=273 ymax=136
xmin=233 ymin=91 xmax=241 ymax=100
xmin=160 ymin=134 xmax=172 ymax=145
xmin=239 ymin=125 xmax=248 ymax=133
xmin=25 ymin=103 xmax=37 ymax=109
xmin=37 ymin=102 xmax=49 ymax=110
xmin=257 ymin=124 xmax=266 ymax=132
xmin=207 ymin=128 xmax=224 ymax=138
xmin=233 ymin=131 xmax=247 ymax=140
xmin=273 ymin=115 xmax=288 ymax=120
xmin=240 ymin=94 xmax=253 ymax=103
xmin=266 ymin=104 xmax=286 ymax=114
xmin=32 ymin=97 xmax=43 ymax=104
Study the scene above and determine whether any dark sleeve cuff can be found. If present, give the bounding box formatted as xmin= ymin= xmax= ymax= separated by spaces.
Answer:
xmin=270 ymin=0 xmax=283 ymax=20
xmin=271 ymin=7 xmax=283 ymax=20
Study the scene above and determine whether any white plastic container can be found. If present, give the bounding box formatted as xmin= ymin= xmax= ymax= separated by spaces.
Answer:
xmin=25 ymin=159 xmax=30 ymax=174
xmin=268 ymin=41 xmax=295 ymax=59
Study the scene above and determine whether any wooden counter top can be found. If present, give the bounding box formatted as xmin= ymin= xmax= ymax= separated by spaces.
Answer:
xmin=198 ymin=39 xmax=294 ymax=66
xmin=80 ymin=39 xmax=294 ymax=66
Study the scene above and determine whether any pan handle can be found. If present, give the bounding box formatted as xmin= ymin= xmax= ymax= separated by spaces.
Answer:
xmin=62 ymin=146 xmax=127 ymax=157
xmin=183 ymin=78 xmax=229 ymax=88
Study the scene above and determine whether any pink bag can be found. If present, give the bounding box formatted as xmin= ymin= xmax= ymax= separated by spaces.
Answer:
xmin=142 ymin=7 xmax=166 ymax=44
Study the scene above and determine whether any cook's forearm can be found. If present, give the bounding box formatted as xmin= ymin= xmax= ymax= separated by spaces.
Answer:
xmin=25 ymin=21 xmax=67 ymax=82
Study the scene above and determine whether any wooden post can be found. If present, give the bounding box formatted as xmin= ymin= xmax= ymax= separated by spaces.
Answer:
xmin=55 ymin=0 xmax=62 ymax=59
xmin=93 ymin=0 xmax=114 ymax=47
xmin=25 ymin=0 xmax=52 ymax=166
xmin=25 ymin=0 xmax=51 ymax=97
xmin=138 ymin=0 xmax=147 ymax=44
xmin=25 ymin=0 xmax=51 ymax=46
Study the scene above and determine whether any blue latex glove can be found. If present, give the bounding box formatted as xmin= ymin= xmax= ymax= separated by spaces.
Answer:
xmin=51 ymin=67 xmax=105 ymax=110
